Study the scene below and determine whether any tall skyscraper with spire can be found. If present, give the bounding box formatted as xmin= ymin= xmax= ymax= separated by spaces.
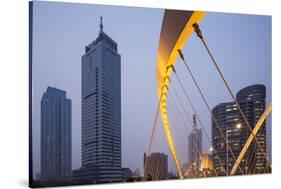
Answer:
xmin=187 ymin=114 xmax=202 ymax=170
xmin=74 ymin=17 xmax=121 ymax=183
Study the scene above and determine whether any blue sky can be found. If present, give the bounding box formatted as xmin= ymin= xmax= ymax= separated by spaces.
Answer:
xmin=32 ymin=1 xmax=271 ymax=176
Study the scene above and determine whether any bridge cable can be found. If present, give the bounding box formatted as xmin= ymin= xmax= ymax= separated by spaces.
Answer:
xmin=168 ymin=111 xmax=197 ymax=178
xmin=143 ymin=100 xmax=160 ymax=180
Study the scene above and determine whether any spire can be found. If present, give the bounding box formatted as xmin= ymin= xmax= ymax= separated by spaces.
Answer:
xmin=192 ymin=114 xmax=197 ymax=129
xmin=99 ymin=16 xmax=103 ymax=34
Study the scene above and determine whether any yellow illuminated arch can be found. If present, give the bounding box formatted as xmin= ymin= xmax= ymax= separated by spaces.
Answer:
xmin=156 ymin=10 xmax=205 ymax=179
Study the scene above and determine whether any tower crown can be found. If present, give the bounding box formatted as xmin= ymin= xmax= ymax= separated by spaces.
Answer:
xmin=99 ymin=16 xmax=103 ymax=34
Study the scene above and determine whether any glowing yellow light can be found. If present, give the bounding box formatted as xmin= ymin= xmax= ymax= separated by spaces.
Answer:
xmin=156 ymin=10 xmax=205 ymax=179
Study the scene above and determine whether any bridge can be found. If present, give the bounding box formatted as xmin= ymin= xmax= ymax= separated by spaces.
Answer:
xmin=144 ymin=10 xmax=272 ymax=180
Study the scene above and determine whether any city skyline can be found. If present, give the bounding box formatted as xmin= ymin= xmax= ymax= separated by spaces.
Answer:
xmin=31 ymin=1 xmax=272 ymax=178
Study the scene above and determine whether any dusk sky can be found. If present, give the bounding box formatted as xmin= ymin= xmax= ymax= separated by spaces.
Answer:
xmin=31 ymin=1 xmax=272 ymax=176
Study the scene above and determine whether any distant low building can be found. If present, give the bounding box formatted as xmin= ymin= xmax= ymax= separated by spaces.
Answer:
xmin=72 ymin=165 xmax=99 ymax=185
xmin=167 ymin=172 xmax=177 ymax=179
xmin=143 ymin=153 xmax=168 ymax=181
xmin=133 ymin=168 xmax=141 ymax=177
xmin=121 ymin=168 xmax=133 ymax=182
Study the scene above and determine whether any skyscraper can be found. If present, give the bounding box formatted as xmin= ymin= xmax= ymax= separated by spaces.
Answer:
xmin=188 ymin=114 xmax=202 ymax=170
xmin=79 ymin=17 xmax=121 ymax=183
xmin=40 ymin=87 xmax=72 ymax=182
xmin=212 ymin=84 xmax=268 ymax=175
xmin=143 ymin=153 xmax=168 ymax=180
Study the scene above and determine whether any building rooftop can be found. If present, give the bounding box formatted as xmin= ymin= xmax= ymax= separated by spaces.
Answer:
xmin=85 ymin=17 xmax=118 ymax=53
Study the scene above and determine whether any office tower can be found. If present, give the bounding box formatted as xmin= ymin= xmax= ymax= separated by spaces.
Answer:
xmin=79 ymin=17 xmax=121 ymax=183
xmin=40 ymin=86 xmax=72 ymax=181
xmin=212 ymin=84 xmax=268 ymax=175
xmin=143 ymin=153 xmax=168 ymax=180
xmin=188 ymin=114 xmax=202 ymax=170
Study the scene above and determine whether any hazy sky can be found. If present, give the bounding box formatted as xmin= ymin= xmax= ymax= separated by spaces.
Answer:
xmin=32 ymin=1 xmax=272 ymax=177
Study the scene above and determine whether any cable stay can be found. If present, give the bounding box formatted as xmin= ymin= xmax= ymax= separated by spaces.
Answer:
xmin=143 ymin=101 xmax=160 ymax=181
xmin=168 ymin=118 xmax=192 ymax=177
xmin=169 ymin=90 xmax=193 ymax=133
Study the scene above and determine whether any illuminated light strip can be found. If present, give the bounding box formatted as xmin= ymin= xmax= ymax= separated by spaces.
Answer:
xmin=230 ymin=102 xmax=272 ymax=175
xmin=157 ymin=10 xmax=205 ymax=179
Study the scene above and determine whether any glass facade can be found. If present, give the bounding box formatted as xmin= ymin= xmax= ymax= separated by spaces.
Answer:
xmin=80 ymin=19 xmax=121 ymax=182
xmin=212 ymin=84 xmax=268 ymax=175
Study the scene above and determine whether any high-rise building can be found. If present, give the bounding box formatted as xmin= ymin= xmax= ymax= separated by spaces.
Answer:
xmin=40 ymin=87 xmax=72 ymax=181
xmin=212 ymin=84 xmax=269 ymax=175
xmin=188 ymin=114 xmax=202 ymax=170
xmin=236 ymin=85 xmax=268 ymax=174
xmin=78 ymin=17 xmax=121 ymax=183
xmin=143 ymin=153 xmax=168 ymax=180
